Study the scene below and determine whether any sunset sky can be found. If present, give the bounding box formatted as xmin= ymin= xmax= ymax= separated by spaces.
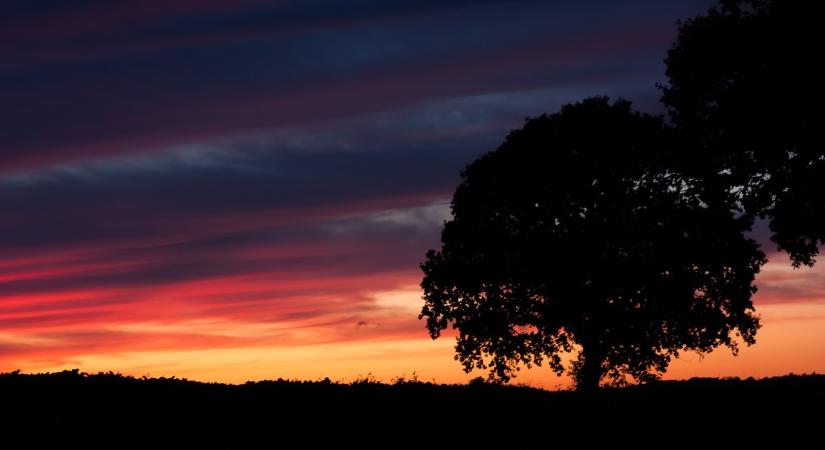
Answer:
xmin=2 ymin=0 xmax=823 ymax=389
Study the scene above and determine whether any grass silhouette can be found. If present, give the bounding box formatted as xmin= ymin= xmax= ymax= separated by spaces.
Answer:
xmin=2 ymin=369 xmax=822 ymax=447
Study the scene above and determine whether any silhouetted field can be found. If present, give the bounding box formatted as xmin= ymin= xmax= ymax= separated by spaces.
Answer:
xmin=1 ymin=370 xmax=822 ymax=447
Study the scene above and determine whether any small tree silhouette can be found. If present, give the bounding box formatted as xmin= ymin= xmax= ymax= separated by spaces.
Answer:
xmin=662 ymin=0 xmax=823 ymax=267
xmin=420 ymin=98 xmax=766 ymax=391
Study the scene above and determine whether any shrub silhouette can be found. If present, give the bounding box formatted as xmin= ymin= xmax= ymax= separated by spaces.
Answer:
xmin=420 ymin=97 xmax=765 ymax=391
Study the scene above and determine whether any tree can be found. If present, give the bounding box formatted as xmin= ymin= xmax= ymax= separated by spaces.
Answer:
xmin=662 ymin=0 xmax=824 ymax=267
xmin=420 ymin=98 xmax=765 ymax=391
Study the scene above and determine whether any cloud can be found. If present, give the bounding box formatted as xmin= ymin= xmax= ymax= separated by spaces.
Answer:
xmin=5 ymin=0 xmax=762 ymax=382
xmin=1 ymin=0 xmax=707 ymax=171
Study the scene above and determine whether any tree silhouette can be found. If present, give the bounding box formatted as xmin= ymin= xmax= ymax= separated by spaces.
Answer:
xmin=420 ymin=98 xmax=766 ymax=391
xmin=662 ymin=0 xmax=823 ymax=267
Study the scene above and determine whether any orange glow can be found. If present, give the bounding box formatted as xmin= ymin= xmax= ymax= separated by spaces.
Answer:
xmin=1 ymin=248 xmax=823 ymax=390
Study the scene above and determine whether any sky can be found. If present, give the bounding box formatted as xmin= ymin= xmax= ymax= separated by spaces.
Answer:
xmin=1 ymin=0 xmax=823 ymax=389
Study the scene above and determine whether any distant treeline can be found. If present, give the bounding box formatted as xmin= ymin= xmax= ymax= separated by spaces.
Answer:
xmin=1 ymin=370 xmax=822 ymax=448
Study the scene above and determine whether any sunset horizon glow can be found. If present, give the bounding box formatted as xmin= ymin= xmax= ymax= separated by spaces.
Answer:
xmin=4 ymin=250 xmax=824 ymax=390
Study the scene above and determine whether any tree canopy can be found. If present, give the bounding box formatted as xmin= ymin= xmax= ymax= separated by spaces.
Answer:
xmin=420 ymin=0 xmax=819 ymax=390
xmin=662 ymin=0 xmax=824 ymax=266
xmin=420 ymin=98 xmax=765 ymax=390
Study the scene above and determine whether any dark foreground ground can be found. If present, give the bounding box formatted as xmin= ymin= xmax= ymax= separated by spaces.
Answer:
xmin=2 ymin=370 xmax=823 ymax=448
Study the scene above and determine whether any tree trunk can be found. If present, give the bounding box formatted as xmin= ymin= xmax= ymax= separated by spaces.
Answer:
xmin=577 ymin=341 xmax=603 ymax=393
